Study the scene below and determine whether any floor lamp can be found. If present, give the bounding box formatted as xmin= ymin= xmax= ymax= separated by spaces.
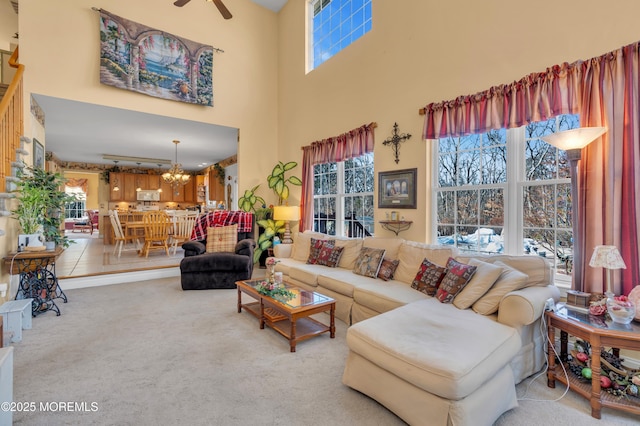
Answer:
xmin=273 ymin=205 xmax=300 ymax=244
xmin=540 ymin=127 xmax=606 ymax=291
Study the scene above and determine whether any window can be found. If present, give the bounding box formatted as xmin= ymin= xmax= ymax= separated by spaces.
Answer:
xmin=313 ymin=153 xmax=374 ymax=236
xmin=64 ymin=187 xmax=86 ymax=219
xmin=309 ymin=0 xmax=372 ymax=70
xmin=434 ymin=114 xmax=579 ymax=279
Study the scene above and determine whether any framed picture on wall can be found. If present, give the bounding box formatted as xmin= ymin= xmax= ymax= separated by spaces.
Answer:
xmin=378 ymin=168 xmax=417 ymax=209
xmin=34 ymin=139 xmax=45 ymax=169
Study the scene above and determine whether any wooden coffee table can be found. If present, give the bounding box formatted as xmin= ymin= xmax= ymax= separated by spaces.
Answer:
xmin=236 ymin=280 xmax=335 ymax=352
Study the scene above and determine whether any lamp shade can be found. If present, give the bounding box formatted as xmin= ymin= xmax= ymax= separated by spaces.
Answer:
xmin=540 ymin=127 xmax=606 ymax=151
xmin=589 ymin=245 xmax=627 ymax=270
xmin=273 ymin=205 xmax=300 ymax=222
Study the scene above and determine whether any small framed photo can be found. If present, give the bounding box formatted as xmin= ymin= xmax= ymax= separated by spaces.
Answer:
xmin=34 ymin=139 xmax=45 ymax=169
xmin=378 ymin=168 xmax=417 ymax=209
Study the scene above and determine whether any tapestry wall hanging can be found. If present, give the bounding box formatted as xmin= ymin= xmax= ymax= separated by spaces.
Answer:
xmin=98 ymin=9 xmax=213 ymax=106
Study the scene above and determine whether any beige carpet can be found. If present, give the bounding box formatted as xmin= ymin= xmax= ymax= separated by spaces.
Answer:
xmin=10 ymin=278 xmax=637 ymax=425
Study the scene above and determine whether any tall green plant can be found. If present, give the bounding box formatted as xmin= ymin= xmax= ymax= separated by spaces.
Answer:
xmin=237 ymin=184 xmax=265 ymax=212
xmin=267 ymin=161 xmax=302 ymax=205
xmin=12 ymin=167 xmax=78 ymax=248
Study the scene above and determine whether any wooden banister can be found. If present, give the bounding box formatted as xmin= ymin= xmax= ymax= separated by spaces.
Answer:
xmin=0 ymin=46 xmax=24 ymax=193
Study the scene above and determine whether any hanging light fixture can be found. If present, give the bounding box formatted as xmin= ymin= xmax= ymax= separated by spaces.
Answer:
xmin=162 ymin=140 xmax=191 ymax=188
xmin=112 ymin=161 xmax=120 ymax=191
xmin=136 ymin=162 xmax=142 ymax=192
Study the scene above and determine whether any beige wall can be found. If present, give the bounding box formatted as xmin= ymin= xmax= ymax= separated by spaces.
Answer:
xmin=277 ymin=0 xmax=640 ymax=242
xmin=63 ymin=171 xmax=100 ymax=210
xmin=0 ymin=0 xmax=281 ymax=286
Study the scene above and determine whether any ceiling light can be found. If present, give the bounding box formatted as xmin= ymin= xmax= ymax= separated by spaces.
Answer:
xmin=102 ymin=154 xmax=172 ymax=165
xmin=162 ymin=140 xmax=191 ymax=188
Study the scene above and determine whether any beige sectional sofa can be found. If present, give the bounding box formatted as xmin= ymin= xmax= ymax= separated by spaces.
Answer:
xmin=272 ymin=231 xmax=560 ymax=425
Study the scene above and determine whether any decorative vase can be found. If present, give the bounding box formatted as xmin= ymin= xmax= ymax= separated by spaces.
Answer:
xmin=268 ymin=266 xmax=276 ymax=284
xmin=606 ymin=295 xmax=636 ymax=324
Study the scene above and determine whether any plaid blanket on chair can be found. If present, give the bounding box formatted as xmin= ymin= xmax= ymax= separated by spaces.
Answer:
xmin=191 ymin=211 xmax=254 ymax=240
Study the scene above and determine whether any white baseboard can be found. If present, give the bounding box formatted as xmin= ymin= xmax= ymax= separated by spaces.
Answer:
xmin=58 ymin=267 xmax=180 ymax=290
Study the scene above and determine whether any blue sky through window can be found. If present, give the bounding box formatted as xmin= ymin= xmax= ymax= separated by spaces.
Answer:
xmin=312 ymin=0 xmax=372 ymax=69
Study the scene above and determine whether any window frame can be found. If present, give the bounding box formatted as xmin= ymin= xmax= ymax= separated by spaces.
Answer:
xmin=431 ymin=115 xmax=578 ymax=286
xmin=312 ymin=152 xmax=374 ymax=237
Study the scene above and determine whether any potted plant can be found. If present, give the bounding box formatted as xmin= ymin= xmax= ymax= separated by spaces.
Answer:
xmin=12 ymin=167 xmax=78 ymax=250
xmin=267 ymin=161 xmax=302 ymax=205
xmin=237 ymin=184 xmax=266 ymax=213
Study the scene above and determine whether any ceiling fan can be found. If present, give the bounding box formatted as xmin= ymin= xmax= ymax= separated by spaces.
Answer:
xmin=173 ymin=0 xmax=232 ymax=20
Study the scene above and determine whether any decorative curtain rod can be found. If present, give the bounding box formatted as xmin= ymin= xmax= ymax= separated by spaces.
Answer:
xmin=91 ymin=7 xmax=225 ymax=53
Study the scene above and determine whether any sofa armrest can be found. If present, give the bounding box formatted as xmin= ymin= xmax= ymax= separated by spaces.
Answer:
xmin=182 ymin=240 xmax=206 ymax=257
xmin=235 ymin=239 xmax=257 ymax=257
xmin=498 ymin=285 xmax=560 ymax=328
xmin=273 ymin=243 xmax=292 ymax=258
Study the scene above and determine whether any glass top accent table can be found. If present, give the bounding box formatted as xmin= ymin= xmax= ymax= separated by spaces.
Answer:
xmin=546 ymin=305 xmax=640 ymax=419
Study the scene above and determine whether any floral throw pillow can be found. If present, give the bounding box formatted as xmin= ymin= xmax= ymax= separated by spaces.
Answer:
xmin=377 ymin=258 xmax=400 ymax=281
xmin=307 ymin=238 xmax=335 ymax=264
xmin=315 ymin=242 xmax=344 ymax=268
xmin=353 ymin=247 xmax=386 ymax=278
xmin=411 ymin=258 xmax=447 ymax=296
xmin=436 ymin=257 xmax=478 ymax=304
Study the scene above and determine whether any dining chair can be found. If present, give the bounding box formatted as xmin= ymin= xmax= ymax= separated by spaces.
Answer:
xmin=141 ymin=211 xmax=172 ymax=257
xmin=171 ymin=212 xmax=199 ymax=255
xmin=108 ymin=210 xmax=140 ymax=258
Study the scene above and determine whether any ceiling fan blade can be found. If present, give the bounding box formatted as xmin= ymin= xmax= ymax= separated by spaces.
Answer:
xmin=212 ymin=0 xmax=233 ymax=19
xmin=173 ymin=0 xmax=191 ymax=7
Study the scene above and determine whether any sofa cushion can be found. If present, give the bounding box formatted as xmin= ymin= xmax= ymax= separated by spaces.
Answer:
xmin=456 ymin=254 xmax=550 ymax=288
xmin=316 ymin=242 xmax=344 ymax=267
xmin=205 ymin=224 xmax=238 ymax=253
xmin=394 ymin=242 xmax=456 ymax=285
xmin=435 ymin=258 xmax=477 ymax=303
xmin=307 ymin=238 xmax=336 ymax=264
xmin=289 ymin=263 xmax=328 ymax=287
xmin=317 ymin=269 xmax=375 ymax=297
xmin=410 ymin=258 xmax=447 ymax=296
xmin=377 ymin=258 xmax=400 ymax=281
xmin=362 ymin=237 xmax=404 ymax=259
xmin=472 ymin=261 xmax=529 ymax=315
xmin=353 ymin=247 xmax=386 ymax=278
xmin=334 ymin=238 xmax=364 ymax=269
xmin=353 ymin=280 xmax=429 ymax=313
xmin=346 ymin=299 xmax=521 ymax=400
xmin=453 ymin=258 xmax=504 ymax=310
xmin=291 ymin=231 xmax=327 ymax=262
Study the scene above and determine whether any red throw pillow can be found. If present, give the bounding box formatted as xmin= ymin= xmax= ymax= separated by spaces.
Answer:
xmin=316 ymin=242 xmax=344 ymax=267
xmin=307 ymin=238 xmax=336 ymax=264
xmin=411 ymin=258 xmax=447 ymax=296
xmin=436 ymin=257 xmax=477 ymax=304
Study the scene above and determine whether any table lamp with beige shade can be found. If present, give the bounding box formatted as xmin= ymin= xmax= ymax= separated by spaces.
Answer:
xmin=589 ymin=245 xmax=635 ymax=324
xmin=273 ymin=205 xmax=300 ymax=244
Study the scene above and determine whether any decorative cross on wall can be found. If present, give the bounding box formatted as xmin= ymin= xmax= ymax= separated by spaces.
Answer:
xmin=383 ymin=123 xmax=412 ymax=164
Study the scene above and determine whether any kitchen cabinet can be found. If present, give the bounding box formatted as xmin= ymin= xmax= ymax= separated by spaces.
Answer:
xmin=123 ymin=174 xmax=137 ymax=202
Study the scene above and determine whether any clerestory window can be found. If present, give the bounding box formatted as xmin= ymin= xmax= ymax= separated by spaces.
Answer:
xmin=308 ymin=0 xmax=372 ymax=71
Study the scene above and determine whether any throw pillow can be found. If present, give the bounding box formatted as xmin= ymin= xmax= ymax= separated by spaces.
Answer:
xmin=205 ymin=224 xmax=238 ymax=253
xmin=307 ymin=238 xmax=336 ymax=264
xmin=411 ymin=258 xmax=447 ymax=296
xmin=472 ymin=261 xmax=529 ymax=315
xmin=453 ymin=258 xmax=504 ymax=310
xmin=315 ymin=242 xmax=344 ymax=267
xmin=435 ymin=257 xmax=477 ymax=304
xmin=377 ymin=258 xmax=400 ymax=281
xmin=353 ymin=247 xmax=386 ymax=278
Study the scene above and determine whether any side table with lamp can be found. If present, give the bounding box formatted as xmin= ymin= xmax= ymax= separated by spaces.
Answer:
xmin=273 ymin=205 xmax=300 ymax=244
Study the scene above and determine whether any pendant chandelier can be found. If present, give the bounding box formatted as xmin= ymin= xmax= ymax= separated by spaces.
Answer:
xmin=162 ymin=140 xmax=191 ymax=187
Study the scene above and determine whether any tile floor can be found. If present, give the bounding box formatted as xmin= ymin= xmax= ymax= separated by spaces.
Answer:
xmin=56 ymin=230 xmax=183 ymax=278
